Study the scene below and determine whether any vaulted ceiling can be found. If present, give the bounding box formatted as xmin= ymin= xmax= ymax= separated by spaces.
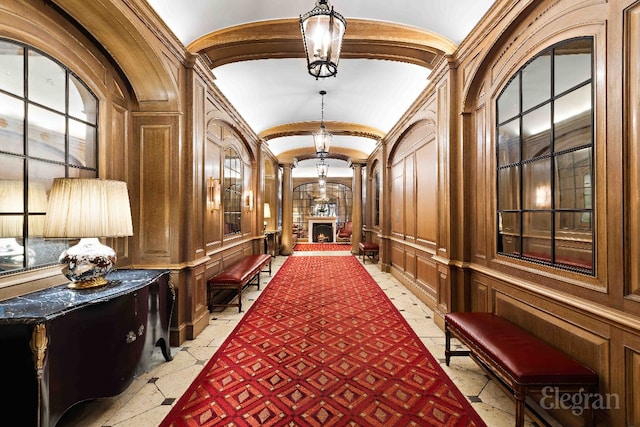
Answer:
xmin=147 ymin=0 xmax=495 ymax=177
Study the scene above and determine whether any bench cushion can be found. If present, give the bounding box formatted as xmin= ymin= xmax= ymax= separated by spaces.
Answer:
xmin=359 ymin=242 xmax=379 ymax=251
xmin=208 ymin=254 xmax=271 ymax=286
xmin=446 ymin=312 xmax=597 ymax=385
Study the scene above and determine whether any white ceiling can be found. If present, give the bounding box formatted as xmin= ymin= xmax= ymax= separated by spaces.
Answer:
xmin=147 ymin=0 xmax=495 ymax=178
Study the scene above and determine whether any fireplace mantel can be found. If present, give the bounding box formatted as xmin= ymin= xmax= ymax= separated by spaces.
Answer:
xmin=308 ymin=216 xmax=336 ymax=243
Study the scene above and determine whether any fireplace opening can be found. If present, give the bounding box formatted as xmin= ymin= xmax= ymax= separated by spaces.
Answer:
xmin=312 ymin=223 xmax=334 ymax=243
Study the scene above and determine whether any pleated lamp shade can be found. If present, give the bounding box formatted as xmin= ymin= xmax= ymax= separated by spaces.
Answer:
xmin=43 ymin=178 xmax=133 ymax=289
xmin=44 ymin=178 xmax=133 ymax=238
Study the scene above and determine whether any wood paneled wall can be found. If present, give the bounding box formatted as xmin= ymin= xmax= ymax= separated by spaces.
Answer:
xmin=372 ymin=0 xmax=640 ymax=424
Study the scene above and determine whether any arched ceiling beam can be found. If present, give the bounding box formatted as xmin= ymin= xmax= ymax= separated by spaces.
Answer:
xmin=259 ymin=121 xmax=384 ymax=141
xmin=187 ymin=18 xmax=457 ymax=69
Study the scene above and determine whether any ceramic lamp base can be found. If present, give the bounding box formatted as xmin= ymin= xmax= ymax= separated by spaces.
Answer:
xmin=59 ymin=237 xmax=116 ymax=289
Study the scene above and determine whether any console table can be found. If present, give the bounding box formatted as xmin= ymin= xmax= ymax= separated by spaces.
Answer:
xmin=0 ymin=269 xmax=174 ymax=427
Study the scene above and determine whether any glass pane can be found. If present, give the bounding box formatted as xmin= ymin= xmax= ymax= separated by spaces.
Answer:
xmin=224 ymin=147 xmax=242 ymax=235
xmin=523 ymin=211 xmax=552 ymax=260
xmin=28 ymin=105 xmax=66 ymax=161
xmin=498 ymin=165 xmax=520 ymax=210
xmin=0 ymin=218 xmax=26 ymax=271
xmin=522 ymin=52 xmax=551 ymax=111
xmin=498 ymin=212 xmax=520 ymax=255
xmin=555 ymin=39 xmax=592 ymax=95
xmin=0 ymin=153 xmax=24 ymax=179
xmin=69 ymin=118 xmax=97 ymax=168
xmin=497 ymin=119 xmax=520 ymax=166
xmin=28 ymin=159 xmax=65 ymax=192
xmin=522 ymin=104 xmax=551 ymax=160
xmin=555 ymin=213 xmax=593 ymax=270
xmin=498 ymin=76 xmax=520 ymax=123
xmin=28 ymin=51 xmax=66 ymax=112
xmin=554 ymin=84 xmax=592 ymax=152
xmin=27 ymin=234 xmax=65 ymax=268
xmin=523 ymin=159 xmax=551 ymax=210
xmin=69 ymin=74 xmax=97 ymax=124
xmin=555 ymin=148 xmax=592 ymax=209
xmin=0 ymin=93 xmax=25 ymax=155
xmin=0 ymin=40 xmax=24 ymax=96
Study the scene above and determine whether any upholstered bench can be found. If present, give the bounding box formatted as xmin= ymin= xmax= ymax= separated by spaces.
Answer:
xmin=445 ymin=312 xmax=598 ymax=427
xmin=358 ymin=242 xmax=379 ymax=264
xmin=207 ymin=254 xmax=272 ymax=312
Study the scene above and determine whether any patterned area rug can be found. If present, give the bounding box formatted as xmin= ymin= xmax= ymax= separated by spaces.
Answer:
xmin=161 ymin=256 xmax=486 ymax=426
xmin=294 ymin=243 xmax=352 ymax=251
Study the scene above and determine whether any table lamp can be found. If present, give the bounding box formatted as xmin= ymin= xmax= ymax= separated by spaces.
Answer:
xmin=263 ymin=203 xmax=271 ymax=232
xmin=44 ymin=178 xmax=133 ymax=289
xmin=0 ymin=180 xmax=47 ymax=269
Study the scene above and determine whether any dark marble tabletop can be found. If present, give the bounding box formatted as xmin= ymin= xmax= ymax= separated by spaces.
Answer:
xmin=0 ymin=269 xmax=169 ymax=324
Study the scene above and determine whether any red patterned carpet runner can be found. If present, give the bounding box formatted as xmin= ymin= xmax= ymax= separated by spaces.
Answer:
xmin=161 ymin=256 xmax=486 ymax=427
xmin=294 ymin=243 xmax=351 ymax=251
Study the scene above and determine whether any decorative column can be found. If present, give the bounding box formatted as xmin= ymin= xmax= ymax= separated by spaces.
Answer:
xmin=280 ymin=163 xmax=294 ymax=255
xmin=351 ymin=163 xmax=363 ymax=254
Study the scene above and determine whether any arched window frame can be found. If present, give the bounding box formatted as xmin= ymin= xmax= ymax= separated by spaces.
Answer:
xmin=495 ymin=37 xmax=595 ymax=274
xmin=0 ymin=39 xmax=98 ymax=276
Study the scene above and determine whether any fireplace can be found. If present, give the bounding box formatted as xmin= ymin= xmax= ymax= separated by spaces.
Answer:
xmin=312 ymin=223 xmax=334 ymax=243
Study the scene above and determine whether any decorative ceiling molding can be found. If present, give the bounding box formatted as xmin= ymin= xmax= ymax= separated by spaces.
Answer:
xmin=259 ymin=121 xmax=384 ymax=141
xmin=187 ymin=18 xmax=457 ymax=69
xmin=277 ymin=147 xmax=367 ymax=164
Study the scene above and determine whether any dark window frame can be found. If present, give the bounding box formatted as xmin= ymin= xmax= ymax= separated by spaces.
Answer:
xmin=495 ymin=37 xmax=595 ymax=275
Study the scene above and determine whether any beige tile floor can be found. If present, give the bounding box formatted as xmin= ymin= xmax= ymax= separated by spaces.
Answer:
xmin=58 ymin=251 xmax=535 ymax=427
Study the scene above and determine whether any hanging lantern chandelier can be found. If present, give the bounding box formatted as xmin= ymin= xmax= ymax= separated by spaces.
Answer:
xmin=313 ymin=90 xmax=332 ymax=156
xmin=300 ymin=0 xmax=347 ymax=79
xmin=316 ymin=158 xmax=329 ymax=178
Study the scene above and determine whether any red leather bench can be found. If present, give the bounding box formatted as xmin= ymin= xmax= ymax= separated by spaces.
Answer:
xmin=445 ymin=312 xmax=598 ymax=427
xmin=358 ymin=242 xmax=379 ymax=264
xmin=207 ymin=254 xmax=272 ymax=312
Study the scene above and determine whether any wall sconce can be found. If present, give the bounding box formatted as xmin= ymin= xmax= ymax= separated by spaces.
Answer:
xmin=44 ymin=178 xmax=133 ymax=289
xmin=245 ymin=190 xmax=254 ymax=212
xmin=208 ymin=177 xmax=221 ymax=210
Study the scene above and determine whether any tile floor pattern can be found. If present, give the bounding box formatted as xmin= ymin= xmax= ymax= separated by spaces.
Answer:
xmin=58 ymin=251 xmax=535 ymax=427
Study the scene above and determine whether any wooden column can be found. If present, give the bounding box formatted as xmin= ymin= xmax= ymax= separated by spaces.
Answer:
xmin=351 ymin=163 xmax=363 ymax=254
xmin=280 ymin=163 xmax=294 ymax=255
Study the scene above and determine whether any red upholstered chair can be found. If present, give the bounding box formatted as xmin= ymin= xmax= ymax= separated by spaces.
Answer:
xmin=336 ymin=221 xmax=352 ymax=242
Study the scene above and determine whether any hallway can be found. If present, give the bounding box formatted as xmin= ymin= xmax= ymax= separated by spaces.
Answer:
xmin=58 ymin=252 xmax=532 ymax=427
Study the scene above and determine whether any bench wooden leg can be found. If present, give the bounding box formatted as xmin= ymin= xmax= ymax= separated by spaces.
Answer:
xmin=514 ymin=388 xmax=526 ymax=427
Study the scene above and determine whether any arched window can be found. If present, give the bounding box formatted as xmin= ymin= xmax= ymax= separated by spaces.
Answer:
xmin=223 ymin=147 xmax=242 ymax=235
xmin=496 ymin=38 xmax=594 ymax=274
xmin=0 ymin=39 xmax=98 ymax=275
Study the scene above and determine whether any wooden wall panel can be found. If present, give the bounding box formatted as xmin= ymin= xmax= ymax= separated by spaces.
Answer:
xmin=193 ymin=79 xmax=206 ymax=257
xmin=470 ymin=279 xmax=489 ymax=312
xmin=474 ymin=104 xmax=487 ymax=261
xmin=139 ymin=124 xmax=173 ymax=261
xmin=405 ymin=155 xmax=416 ymax=241
xmin=416 ymin=253 xmax=437 ymax=300
xmin=628 ymin=348 xmax=640 ymax=426
xmin=391 ymin=164 xmax=404 ymax=236
xmin=405 ymin=248 xmax=416 ymax=280
xmin=416 ymin=140 xmax=437 ymax=243
xmin=391 ymin=242 xmax=405 ymax=270
xmin=627 ymin=3 xmax=640 ymax=299
xmin=110 ymin=104 xmax=131 ymax=264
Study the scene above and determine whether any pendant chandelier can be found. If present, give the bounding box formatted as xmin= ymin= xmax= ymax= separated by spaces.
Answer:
xmin=316 ymin=158 xmax=329 ymax=178
xmin=313 ymin=90 xmax=332 ymax=156
xmin=300 ymin=0 xmax=347 ymax=79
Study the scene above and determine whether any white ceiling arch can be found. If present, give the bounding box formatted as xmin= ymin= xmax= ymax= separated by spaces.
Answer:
xmin=147 ymin=0 xmax=495 ymax=177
